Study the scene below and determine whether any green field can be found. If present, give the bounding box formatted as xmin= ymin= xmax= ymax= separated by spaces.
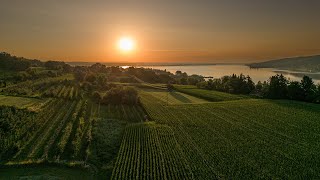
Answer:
xmin=136 ymin=89 xmax=320 ymax=179
xmin=99 ymin=104 xmax=146 ymax=123
xmin=1 ymin=81 xmax=320 ymax=179
xmin=0 ymin=92 xmax=145 ymax=178
xmin=1 ymin=74 xmax=75 ymax=97
xmin=140 ymin=88 xmax=209 ymax=104
xmin=174 ymin=85 xmax=248 ymax=102
xmin=112 ymin=122 xmax=194 ymax=180
xmin=0 ymin=95 xmax=47 ymax=111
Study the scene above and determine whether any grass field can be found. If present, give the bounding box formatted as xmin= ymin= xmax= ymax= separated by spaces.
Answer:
xmin=140 ymin=88 xmax=209 ymax=104
xmin=0 ymin=95 xmax=48 ymax=111
xmin=174 ymin=85 xmax=248 ymax=102
xmin=135 ymin=88 xmax=320 ymax=179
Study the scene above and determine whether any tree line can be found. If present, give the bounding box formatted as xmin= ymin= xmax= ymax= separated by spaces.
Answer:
xmin=196 ymin=74 xmax=320 ymax=103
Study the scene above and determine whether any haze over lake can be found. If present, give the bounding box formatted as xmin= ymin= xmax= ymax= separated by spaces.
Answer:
xmin=140 ymin=65 xmax=320 ymax=84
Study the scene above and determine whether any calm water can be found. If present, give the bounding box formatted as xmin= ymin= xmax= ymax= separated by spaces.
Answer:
xmin=138 ymin=65 xmax=320 ymax=84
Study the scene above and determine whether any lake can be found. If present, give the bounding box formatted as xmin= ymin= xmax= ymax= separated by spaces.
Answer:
xmin=138 ymin=65 xmax=320 ymax=84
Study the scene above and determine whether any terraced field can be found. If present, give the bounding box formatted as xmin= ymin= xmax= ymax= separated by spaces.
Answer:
xmin=138 ymin=88 xmax=320 ymax=179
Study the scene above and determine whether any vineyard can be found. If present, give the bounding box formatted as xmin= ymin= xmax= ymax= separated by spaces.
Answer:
xmin=111 ymin=122 xmax=194 ymax=180
xmin=1 ymin=74 xmax=79 ymax=99
xmin=1 ymin=74 xmax=320 ymax=179
xmin=0 ymin=77 xmax=147 ymax=178
xmin=139 ymin=88 xmax=320 ymax=179
xmin=1 ymin=99 xmax=96 ymax=163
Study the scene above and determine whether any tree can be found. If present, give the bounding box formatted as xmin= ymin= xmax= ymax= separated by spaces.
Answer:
xmin=175 ymin=71 xmax=182 ymax=76
xmin=314 ymin=85 xmax=320 ymax=103
xmin=287 ymin=81 xmax=304 ymax=100
xmin=301 ymin=76 xmax=316 ymax=101
xmin=180 ymin=78 xmax=187 ymax=85
xmin=255 ymin=81 xmax=263 ymax=92
xmin=74 ymin=67 xmax=87 ymax=82
xmin=85 ymin=73 xmax=97 ymax=83
xmin=102 ymin=86 xmax=139 ymax=105
xmin=167 ymin=83 xmax=174 ymax=92
xmin=197 ymin=81 xmax=207 ymax=89
xmin=121 ymin=87 xmax=139 ymax=105
xmin=92 ymin=91 xmax=101 ymax=102
xmin=246 ymin=76 xmax=255 ymax=93
xmin=267 ymin=74 xmax=288 ymax=99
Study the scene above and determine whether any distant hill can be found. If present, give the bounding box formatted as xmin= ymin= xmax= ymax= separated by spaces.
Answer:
xmin=0 ymin=52 xmax=69 ymax=71
xmin=248 ymin=55 xmax=320 ymax=72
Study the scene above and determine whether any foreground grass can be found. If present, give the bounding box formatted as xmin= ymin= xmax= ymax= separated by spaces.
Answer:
xmin=0 ymin=165 xmax=94 ymax=179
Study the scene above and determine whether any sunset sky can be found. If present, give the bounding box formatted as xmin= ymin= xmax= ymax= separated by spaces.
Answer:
xmin=1 ymin=0 xmax=320 ymax=63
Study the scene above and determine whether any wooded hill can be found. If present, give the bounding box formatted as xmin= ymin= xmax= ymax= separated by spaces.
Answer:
xmin=249 ymin=55 xmax=320 ymax=72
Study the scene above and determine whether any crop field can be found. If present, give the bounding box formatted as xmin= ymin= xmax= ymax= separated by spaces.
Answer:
xmin=42 ymin=84 xmax=82 ymax=100
xmin=3 ymin=99 xmax=96 ymax=163
xmin=2 ymin=77 xmax=320 ymax=179
xmin=140 ymin=88 xmax=209 ymax=104
xmin=0 ymin=83 xmax=146 ymax=178
xmin=98 ymin=104 xmax=147 ymax=123
xmin=1 ymin=74 xmax=75 ymax=97
xmin=174 ymin=85 xmax=248 ymax=102
xmin=0 ymin=93 xmax=107 ymax=166
xmin=111 ymin=122 xmax=194 ymax=180
xmin=138 ymin=88 xmax=320 ymax=179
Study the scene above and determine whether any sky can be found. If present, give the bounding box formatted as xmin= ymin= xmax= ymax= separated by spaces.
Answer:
xmin=1 ymin=0 xmax=320 ymax=63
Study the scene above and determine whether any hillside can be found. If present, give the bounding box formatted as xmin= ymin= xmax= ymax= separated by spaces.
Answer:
xmin=249 ymin=55 xmax=320 ymax=72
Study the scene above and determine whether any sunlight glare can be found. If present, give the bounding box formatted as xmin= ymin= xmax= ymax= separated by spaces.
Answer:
xmin=118 ymin=37 xmax=135 ymax=52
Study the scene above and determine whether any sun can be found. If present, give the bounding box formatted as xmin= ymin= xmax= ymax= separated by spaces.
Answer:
xmin=118 ymin=37 xmax=135 ymax=52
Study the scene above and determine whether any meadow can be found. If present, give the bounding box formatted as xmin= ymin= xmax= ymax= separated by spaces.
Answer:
xmin=174 ymin=85 xmax=249 ymax=102
xmin=0 ymin=95 xmax=47 ymax=111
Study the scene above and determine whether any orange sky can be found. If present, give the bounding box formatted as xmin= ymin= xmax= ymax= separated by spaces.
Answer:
xmin=1 ymin=0 xmax=320 ymax=63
